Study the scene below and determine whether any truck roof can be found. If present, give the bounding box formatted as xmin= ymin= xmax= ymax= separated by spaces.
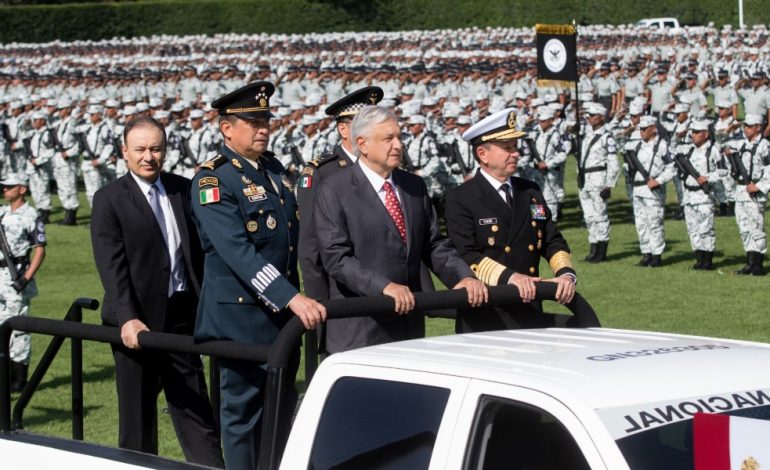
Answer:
xmin=324 ymin=328 xmax=770 ymax=410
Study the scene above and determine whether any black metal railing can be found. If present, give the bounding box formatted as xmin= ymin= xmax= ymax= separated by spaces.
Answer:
xmin=0 ymin=283 xmax=598 ymax=470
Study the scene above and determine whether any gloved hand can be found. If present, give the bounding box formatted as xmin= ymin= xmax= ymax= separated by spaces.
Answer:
xmin=12 ymin=277 xmax=29 ymax=293
xmin=599 ymin=188 xmax=611 ymax=200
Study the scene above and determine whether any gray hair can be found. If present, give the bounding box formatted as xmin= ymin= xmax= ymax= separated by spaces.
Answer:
xmin=350 ymin=106 xmax=398 ymax=157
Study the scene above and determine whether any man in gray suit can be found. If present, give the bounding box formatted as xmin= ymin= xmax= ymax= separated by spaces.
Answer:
xmin=314 ymin=106 xmax=487 ymax=353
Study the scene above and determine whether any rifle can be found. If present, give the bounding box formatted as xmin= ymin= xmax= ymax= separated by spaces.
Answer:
xmin=0 ymin=215 xmax=19 ymax=282
xmin=21 ymin=137 xmax=34 ymax=161
xmin=0 ymin=122 xmax=13 ymax=144
xmin=289 ymin=146 xmax=304 ymax=170
xmin=674 ymin=151 xmax=710 ymax=194
xmin=625 ymin=148 xmax=651 ymax=183
xmin=48 ymin=127 xmax=64 ymax=153
xmin=451 ymin=140 xmax=469 ymax=177
xmin=524 ymin=137 xmax=545 ymax=171
xmin=178 ymin=135 xmax=197 ymax=167
xmin=401 ymin=148 xmax=417 ymax=172
xmin=726 ymin=146 xmax=757 ymax=199
xmin=75 ymin=132 xmax=96 ymax=161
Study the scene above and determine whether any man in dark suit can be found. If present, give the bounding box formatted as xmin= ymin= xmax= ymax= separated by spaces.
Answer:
xmin=190 ymin=82 xmax=326 ymax=469
xmin=314 ymin=106 xmax=488 ymax=354
xmin=445 ymin=108 xmax=577 ymax=333
xmin=91 ymin=115 xmax=223 ymax=467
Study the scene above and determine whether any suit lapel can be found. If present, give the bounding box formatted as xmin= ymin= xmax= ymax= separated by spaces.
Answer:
xmin=393 ymin=170 xmax=414 ymax=253
xmin=125 ymin=174 xmax=166 ymax=243
xmin=508 ymin=179 xmax=532 ymax=240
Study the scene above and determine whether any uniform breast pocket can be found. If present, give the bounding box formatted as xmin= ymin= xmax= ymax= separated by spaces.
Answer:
xmin=245 ymin=205 xmax=279 ymax=243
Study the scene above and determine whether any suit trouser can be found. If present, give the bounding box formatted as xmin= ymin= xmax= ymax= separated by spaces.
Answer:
xmin=219 ymin=348 xmax=299 ymax=469
xmin=111 ymin=292 xmax=224 ymax=467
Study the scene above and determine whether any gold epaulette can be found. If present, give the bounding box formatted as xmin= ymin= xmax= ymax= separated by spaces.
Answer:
xmin=197 ymin=155 xmax=226 ymax=172
xmin=471 ymin=257 xmax=508 ymax=286
xmin=549 ymin=251 xmax=574 ymax=274
xmin=309 ymin=153 xmax=337 ymax=168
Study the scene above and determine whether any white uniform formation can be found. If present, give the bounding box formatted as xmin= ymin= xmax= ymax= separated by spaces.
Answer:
xmin=0 ymin=24 xmax=768 ymax=274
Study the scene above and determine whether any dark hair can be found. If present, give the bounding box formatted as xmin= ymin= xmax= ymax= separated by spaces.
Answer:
xmin=122 ymin=115 xmax=166 ymax=148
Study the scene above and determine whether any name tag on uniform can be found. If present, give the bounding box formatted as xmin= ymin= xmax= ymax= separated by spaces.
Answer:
xmin=530 ymin=204 xmax=547 ymax=220
xmin=479 ymin=218 xmax=498 ymax=225
xmin=248 ymin=194 xmax=267 ymax=202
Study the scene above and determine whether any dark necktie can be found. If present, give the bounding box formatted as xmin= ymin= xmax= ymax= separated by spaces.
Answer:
xmin=148 ymin=184 xmax=169 ymax=248
xmin=501 ymin=182 xmax=514 ymax=208
xmin=383 ymin=181 xmax=407 ymax=242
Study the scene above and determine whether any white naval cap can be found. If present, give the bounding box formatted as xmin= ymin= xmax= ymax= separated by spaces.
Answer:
xmin=744 ymin=114 xmax=764 ymax=126
xmin=154 ymin=110 xmax=170 ymax=119
xmin=30 ymin=111 xmax=47 ymax=120
xmin=689 ymin=119 xmax=711 ymax=132
xmin=87 ymin=104 xmax=104 ymax=115
xmin=628 ymin=101 xmax=644 ymax=115
xmin=461 ymin=107 xmax=525 ymax=144
xmin=639 ymin=115 xmax=657 ymax=128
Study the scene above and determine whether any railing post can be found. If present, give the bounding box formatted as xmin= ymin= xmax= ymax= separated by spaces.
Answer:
xmin=71 ymin=304 xmax=83 ymax=441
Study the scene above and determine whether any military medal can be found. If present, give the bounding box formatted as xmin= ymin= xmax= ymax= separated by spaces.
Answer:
xmin=241 ymin=176 xmax=252 ymax=184
xmin=266 ymin=214 xmax=277 ymax=230
xmin=246 ymin=220 xmax=258 ymax=232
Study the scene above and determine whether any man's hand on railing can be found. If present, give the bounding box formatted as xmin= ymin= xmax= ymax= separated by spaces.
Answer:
xmin=288 ymin=294 xmax=327 ymax=330
xmin=452 ymin=277 xmax=488 ymax=307
xmin=121 ymin=319 xmax=149 ymax=349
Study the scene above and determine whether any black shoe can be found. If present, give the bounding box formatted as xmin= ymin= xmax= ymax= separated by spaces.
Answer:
xmin=10 ymin=362 xmax=28 ymax=393
xmin=735 ymin=253 xmax=755 ymax=275
xmin=674 ymin=207 xmax=685 ymax=220
xmin=649 ymin=255 xmax=663 ymax=267
xmin=701 ymin=251 xmax=715 ymax=271
xmin=718 ymin=203 xmax=729 ymax=217
xmin=592 ymin=241 xmax=609 ymax=263
xmin=727 ymin=202 xmax=735 ymax=216
xmin=584 ymin=244 xmax=597 ymax=262
xmin=638 ymin=254 xmax=652 ymax=266
xmin=751 ymin=253 xmax=766 ymax=276
xmin=58 ymin=209 xmax=77 ymax=226
xmin=38 ymin=209 xmax=50 ymax=224
xmin=692 ymin=250 xmax=704 ymax=270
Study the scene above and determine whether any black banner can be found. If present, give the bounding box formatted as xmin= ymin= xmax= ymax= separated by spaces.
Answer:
xmin=535 ymin=24 xmax=577 ymax=88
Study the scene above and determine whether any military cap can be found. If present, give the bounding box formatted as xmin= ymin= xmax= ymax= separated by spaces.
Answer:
xmin=105 ymin=99 xmax=119 ymax=108
xmin=744 ymin=114 xmax=764 ymax=126
xmin=211 ymin=80 xmax=275 ymax=120
xmin=154 ymin=110 xmax=170 ymax=119
xmin=585 ymin=103 xmax=606 ymax=116
xmin=639 ymin=115 xmax=657 ymax=128
xmin=690 ymin=119 xmax=711 ymax=132
xmin=537 ymin=108 xmax=555 ymax=121
xmin=673 ymin=103 xmax=689 ymax=114
xmin=751 ymin=71 xmax=765 ymax=80
xmin=629 ymin=101 xmax=645 ymax=115
xmin=462 ymin=107 xmax=526 ymax=145
xmin=715 ymin=98 xmax=732 ymax=109
xmin=87 ymin=105 xmax=104 ymax=115
xmin=189 ymin=109 xmax=204 ymax=119
xmin=325 ymin=86 xmax=384 ymax=119
xmin=0 ymin=173 xmax=29 ymax=187
xmin=684 ymin=73 xmax=698 ymax=80
xmin=407 ymin=115 xmax=426 ymax=125
xmin=135 ymin=102 xmax=149 ymax=112
xmin=30 ymin=111 xmax=46 ymax=121
xmin=56 ymin=99 xmax=73 ymax=109
xmin=717 ymin=69 xmax=729 ymax=77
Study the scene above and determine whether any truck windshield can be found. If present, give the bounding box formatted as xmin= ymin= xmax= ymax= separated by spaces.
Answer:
xmin=598 ymin=389 xmax=770 ymax=469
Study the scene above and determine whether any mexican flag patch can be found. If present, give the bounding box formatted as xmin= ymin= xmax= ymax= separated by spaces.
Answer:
xmin=199 ymin=187 xmax=220 ymax=204
xmin=299 ymin=174 xmax=313 ymax=188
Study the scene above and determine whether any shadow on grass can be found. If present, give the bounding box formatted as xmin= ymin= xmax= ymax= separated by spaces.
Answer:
xmin=19 ymin=404 xmax=103 ymax=428
xmin=35 ymin=364 xmax=115 ymax=392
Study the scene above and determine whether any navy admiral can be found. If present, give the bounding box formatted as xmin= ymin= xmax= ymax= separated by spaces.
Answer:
xmin=445 ymin=108 xmax=576 ymax=333
xmin=190 ymin=81 xmax=326 ymax=469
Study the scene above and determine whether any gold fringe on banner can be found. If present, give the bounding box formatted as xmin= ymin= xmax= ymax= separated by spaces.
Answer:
xmin=535 ymin=24 xmax=576 ymax=35
xmin=536 ymin=79 xmax=576 ymax=89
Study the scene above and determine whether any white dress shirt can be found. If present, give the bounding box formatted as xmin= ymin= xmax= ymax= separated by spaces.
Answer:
xmin=359 ymin=160 xmax=402 ymax=206
xmin=479 ymin=168 xmax=512 ymax=203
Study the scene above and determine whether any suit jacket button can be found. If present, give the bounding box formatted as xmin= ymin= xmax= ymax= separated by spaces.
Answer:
xmin=286 ymin=270 xmax=292 ymax=276
xmin=504 ymin=246 xmax=511 ymax=253
xmin=529 ymin=267 xmax=536 ymax=274
xmin=259 ymin=209 xmax=265 ymax=215
xmin=491 ymin=225 xmax=499 ymax=233
xmin=528 ymin=244 xmax=534 ymax=251
xmin=238 ymin=297 xmax=244 ymax=303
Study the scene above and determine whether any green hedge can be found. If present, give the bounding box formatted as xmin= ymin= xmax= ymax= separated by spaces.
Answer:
xmin=0 ymin=0 xmax=767 ymax=43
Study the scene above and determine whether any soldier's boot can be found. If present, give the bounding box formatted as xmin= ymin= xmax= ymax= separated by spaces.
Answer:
xmin=674 ymin=206 xmax=685 ymax=220
xmin=649 ymin=255 xmax=663 ymax=268
xmin=584 ymin=244 xmax=597 ymax=262
xmin=592 ymin=241 xmax=609 ymax=263
xmin=692 ymin=250 xmax=704 ymax=270
xmin=735 ymin=253 xmax=755 ymax=275
xmin=751 ymin=253 xmax=766 ymax=276
xmin=638 ymin=253 xmax=652 ymax=267
xmin=701 ymin=251 xmax=715 ymax=271
xmin=10 ymin=362 xmax=28 ymax=393
xmin=58 ymin=209 xmax=77 ymax=226
xmin=718 ymin=203 xmax=729 ymax=217
xmin=727 ymin=202 xmax=735 ymax=216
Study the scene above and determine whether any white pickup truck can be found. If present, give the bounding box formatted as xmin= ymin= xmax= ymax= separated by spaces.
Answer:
xmin=2 ymin=295 xmax=770 ymax=469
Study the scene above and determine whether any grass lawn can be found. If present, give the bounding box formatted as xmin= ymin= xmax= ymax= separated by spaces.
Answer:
xmin=14 ymin=155 xmax=770 ymax=461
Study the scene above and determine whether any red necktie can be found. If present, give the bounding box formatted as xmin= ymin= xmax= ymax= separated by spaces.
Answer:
xmin=382 ymin=181 xmax=407 ymax=242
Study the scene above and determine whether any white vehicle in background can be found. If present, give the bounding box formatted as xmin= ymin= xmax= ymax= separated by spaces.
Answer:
xmin=635 ymin=18 xmax=681 ymax=30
